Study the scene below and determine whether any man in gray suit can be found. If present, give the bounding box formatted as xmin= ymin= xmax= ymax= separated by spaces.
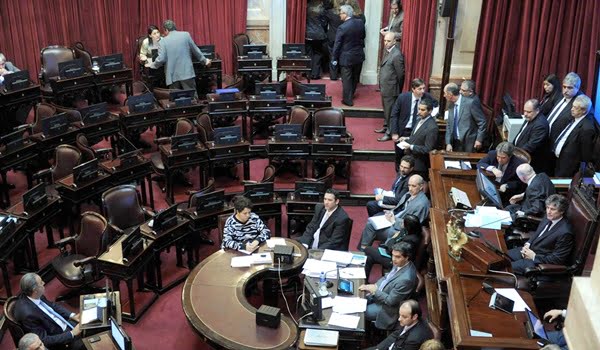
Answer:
xmin=149 ymin=20 xmax=211 ymax=93
xmin=444 ymin=82 xmax=487 ymax=152
xmin=359 ymin=242 xmax=417 ymax=330
xmin=358 ymin=175 xmax=430 ymax=250
xmin=376 ymin=31 xmax=405 ymax=140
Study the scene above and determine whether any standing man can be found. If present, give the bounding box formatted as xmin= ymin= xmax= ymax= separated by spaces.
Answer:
xmin=149 ymin=19 xmax=211 ymax=93
xmin=367 ymin=155 xmax=414 ymax=217
xmin=332 ymin=4 xmax=365 ymax=106
xmin=512 ymin=99 xmax=549 ymax=173
xmin=380 ymin=0 xmax=404 ymax=41
xmin=297 ymin=188 xmax=351 ymax=250
xmin=547 ymin=72 xmax=583 ymax=143
xmin=460 ymin=79 xmax=481 ymax=106
xmin=444 ymin=82 xmax=487 ymax=153
xmin=376 ymin=31 xmax=405 ymax=141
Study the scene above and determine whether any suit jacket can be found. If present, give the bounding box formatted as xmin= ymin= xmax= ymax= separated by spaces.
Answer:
xmin=371 ymin=262 xmax=417 ymax=329
xmin=392 ymin=191 xmax=430 ymax=225
xmin=297 ymin=204 xmax=350 ymax=250
xmin=4 ymin=61 xmax=21 ymax=73
xmin=513 ymin=114 xmax=549 ymax=172
xmin=379 ymin=46 xmax=405 ymax=97
xmin=366 ymin=319 xmax=433 ymax=350
xmin=555 ymin=115 xmax=598 ymax=177
xmin=403 ymin=116 xmax=438 ymax=173
xmin=477 ymin=150 xmax=525 ymax=193
xmin=151 ymin=30 xmax=207 ymax=85
xmin=332 ymin=17 xmax=365 ymax=66
xmin=387 ymin=12 xmax=404 ymax=38
xmin=13 ymin=294 xmax=75 ymax=348
xmin=548 ymin=92 xmax=582 ymax=142
xmin=389 ymin=92 xmax=438 ymax=136
xmin=510 ymin=173 xmax=555 ymax=217
xmin=445 ymin=95 xmax=487 ymax=151
xmin=382 ymin=173 xmax=411 ymax=206
xmin=527 ymin=217 xmax=573 ymax=265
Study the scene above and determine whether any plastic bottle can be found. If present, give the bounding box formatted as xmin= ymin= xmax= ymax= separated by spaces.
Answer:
xmin=319 ymin=271 xmax=328 ymax=296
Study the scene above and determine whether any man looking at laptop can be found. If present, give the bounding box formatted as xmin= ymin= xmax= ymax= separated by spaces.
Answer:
xmin=222 ymin=196 xmax=270 ymax=252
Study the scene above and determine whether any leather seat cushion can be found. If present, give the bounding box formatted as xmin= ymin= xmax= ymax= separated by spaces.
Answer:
xmin=52 ymin=254 xmax=86 ymax=283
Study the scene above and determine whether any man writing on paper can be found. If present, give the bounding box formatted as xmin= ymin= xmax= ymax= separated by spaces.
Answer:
xmin=367 ymin=155 xmax=414 ymax=217
xmin=358 ymin=175 xmax=429 ymax=251
xmin=14 ymin=273 xmax=83 ymax=350
xmin=507 ymin=194 xmax=573 ymax=275
xmin=222 ymin=196 xmax=270 ymax=252
xmin=297 ymin=188 xmax=350 ymax=250
xmin=505 ymin=163 xmax=555 ymax=220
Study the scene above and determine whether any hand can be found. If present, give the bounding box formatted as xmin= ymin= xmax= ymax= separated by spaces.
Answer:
xmin=139 ymin=54 xmax=148 ymax=62
xmin=71 ymin=323 xmax=82 ymax=337
xmin=446 ymin=144 xmax=453 ymax=152
xmin=398 ymin=141 xmax=410 ymax=150
xmin=544 ymin=309 xmax=563 ymax=323
xmin=331 ymin=61 xmax=337 ymax=66
xmin=71 ymin=313 xmax=81 ymax=322
xmin=509 ymin=193 xmax=524 ymax=204
xmin=391 ymin=134 xmax=399 ymax=142
xmin=205 ymin=58 xmax=212 ymax=67
xmin=379 ymin=28 xmax=388 ymax=35
xmin=385 ymin=211 xmax=395 ymax=224
xmin=491 ymin=167 xmax=503 ymax=178
xmin=398 ymin=136 xmax=408 ymax=142
xmin=516 ymin=210 xmax=525 ymax=217
xmin=499 ymin=184 xmax=507 ymax=192
xmin=144 ymin=62 xmax=152 ymax=68
xmin=375 ymin=193 xmax=384 ymax=201
xmin=358 ymin=284 xmax=377 ymax=294
xmin=474 ymin=141 xmax=482 ymax=150
xmin=245 ymin=241 xmax=259 ymax=252
xmin=520 ymin=246 xmax=535 ymax=260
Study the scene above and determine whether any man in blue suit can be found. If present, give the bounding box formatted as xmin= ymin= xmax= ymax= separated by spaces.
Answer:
xmin=332 ymin=5 xmax=365 ymax=106
xmin=149 ymin=19 xmax=211 ymax=93
xmin=444 ymin=82 xmax=487 ymax=153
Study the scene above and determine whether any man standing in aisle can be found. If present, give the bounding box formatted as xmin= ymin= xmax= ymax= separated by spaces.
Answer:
xmin=149 ymin=19 xmax=211 ymax=93
xmin=444 ymin=82 xmax=487 ymax=152
xmin=376 ymin=31 xmax=405 ymax=141
xmin=332 ymin=4 xmax=365 ymax=106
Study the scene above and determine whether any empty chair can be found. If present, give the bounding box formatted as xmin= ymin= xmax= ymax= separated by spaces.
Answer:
xmin=101 ymin=185 xmax=153 ymax=233
xmin=75 ymin=133 xmax=113 ymax=162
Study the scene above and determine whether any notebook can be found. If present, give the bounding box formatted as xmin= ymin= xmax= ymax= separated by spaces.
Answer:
xmin=303 ymin=329 xmax=339 ymax=347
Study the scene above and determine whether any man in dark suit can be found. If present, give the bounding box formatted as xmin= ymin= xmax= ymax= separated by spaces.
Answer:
xmin=367 ymin=155 xmax=414 ymax=217
xmin=508 ymin=194 xmax=573 ymax=275
xmin=553 ymin=94 xmax=598 ymax=177
xmin=506 ymin=164 xmax=556 ymax=220
xmin=389 ymin=79 xmax=438 ymax=171
xmin=364 ymin=299 xmax=433 ymax=349
xmin=547 ymin=72 xmax=583 ymax=143
xmin=332 ymin=5 xmax=365 ymax=106
xmin=149 ymin=19 xmax=211 ymax=93
xmin=359 ymin=243 xmax=418 ymax=330
xmin=13 ymin=273 xmax=83 ymax=350
xmin=396 ymin=98 xmax=439 ymax=179
xmin=477 ymin=141 xmax=526 ymax=203
xmin=376 ymin=31 xmax=405 ymax=140
xmin=512 ymin=99 xmax=549 ymax=173
xmin=297 ymin=188 xmax=350 ymax=250
xmin=443 ymin=82 xmax=487 ymax=152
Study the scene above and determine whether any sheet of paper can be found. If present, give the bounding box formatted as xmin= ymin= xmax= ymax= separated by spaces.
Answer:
xmin=231 ymin=256 xmax=253 ymax=267
xmin=321 ymin=249 xmax=353 ymax=266
xmin=321 ymin=296 xmax=334 ymax=309
xmin=251 ymin=252 xmax=272 ymax=264
xmin=495 ymin=288 xmax=531 ymax=311
xmin=551 ymin=178 xmax=572 ymax=186
xmin=332 ymin=296 xmax=367 ymax=314
xmin=339 ymin=267 xmax=366 ymax=279
xmin=445 ymin=160 xmax=462 ymax=169
xmin=350 ymin=254 xmax=367 ymax=266
xmin=238 ymin=249 xmax=253 ymax=255
xmin=368 ymin=215 xmax=393 ymax=230
xmin=83 ymin=298 xmax=99 ymax=309
xmin=432 ymin=106 xmax=440 ymax=117
xmin=328 ymin=312 xmax=360 ymax=328
xmin=266 ymin=238 xmax=286 ymax=248
xmin=81 ymin=307 xmax=100 ymax=324
xmin=302 ymin=259 xmax=338 ymax=278
xmin=470 ymin=329 xmax=493 ymax=337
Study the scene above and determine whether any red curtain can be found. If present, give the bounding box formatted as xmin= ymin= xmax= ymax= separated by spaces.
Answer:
xmin=400 ymin=0 xmax=438 ymax=91
xmin=286 ymin=0 xmax=307 ymax=43
xmin=472 ymin=0 xmax=600 ymax=111
xmin=0 ymin=0 xmax=247 ymax=79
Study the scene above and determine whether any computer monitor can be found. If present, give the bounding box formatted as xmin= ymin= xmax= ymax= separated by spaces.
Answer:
xmin=72 ymin=159 xmax=99 ymax=184
xmin=41 ymin=112 xmax=69 ymax=137
xmin=301 ymin=84 xmax=326 ymax=100
xmin=2 ymin=70 xmax=31 ymax=91
xmin=127 ymin=92 xmax=155 ymax=113
xmin=282 ymin=43 xmax=306 ymax=58
xmin=274 ymin=123 xmax=303 ymax=142
xmin=58 ymin=59 xmax=85 ymax=79
xmin=197 ymin=45 xmax=215 ymax=60
xmin=475 ymin=168 xmax=503 ymax=209
xmin=109 ymin=316 xmax=132 ymax=350
xmin=169 ymin=89 xmax=195 ymax=107
xmin=0 ymin=128 xmax=25 ymax=151
xmin=213 ymin=126 xmax=242 ymax=145
xmin=294 ymin=181 xmax=326 ymax=201
xmin=22 ymin=183 xmax=48 ymax=212
xmin=121 ymin=226 xmax=143 ymax=259
xmin=78 ymin=102 xmax=109 ymax=124
xmin=193 ymin=189 xmax=225 ymax=213
xmin=242 ymin=44 xmax=267 ymax=58
xmin=244 ymin=182 xmax=274 ymax=202
xmin=301 ymin=277 xmax=324 ymax=321
xmin=255 ymin=83 xmax=282 ymax=98
xmin=94 ymin=53 xmax=124 ymax=72
xmin=152 ymin=204 xmax=178 ymax=231
xmin=171 ymin=133 xmax=198 ymax=151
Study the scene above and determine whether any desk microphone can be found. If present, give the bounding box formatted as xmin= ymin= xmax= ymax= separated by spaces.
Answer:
xmin=466 ymin=280 xmax=495 ymax=306
xmin=468 ymin=229 xmax=514 ymax=262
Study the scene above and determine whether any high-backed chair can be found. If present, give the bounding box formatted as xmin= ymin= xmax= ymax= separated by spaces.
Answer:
xmin=33 ymin=144 xmax=82 ymax=185
xmin=513 ymin=147 xmax=532 ymax=164
xmin=132 ymin=80 xmax=150 ymax=95
xmin=289 ymin=105 xmax=312 ymax=138
xmin=217 ymin=213 xmax=231 ymax=247
xmin=243 ymin=165 xmax=277 ymax=185
xmin=4 ymin=296 xmax=26 ymax=347
xmin=196 ymin=112 xmax=215 ymax=144
xmin=51 ymin=211 xmax=112 ymax=300
xmin=313 ymin=107 xmax=346 ymax=135
xmin=101 ymin=185 xmax=153 ymax=233
xmin=153 ymin=87 xmax=180 ymax=101
xmin=75 ymin=133 xmax=113 ymax=162
xmin=39 ymin=45 xmax=76 ymax=87
xmin=232 ymin=33 xmax=250 ymax=77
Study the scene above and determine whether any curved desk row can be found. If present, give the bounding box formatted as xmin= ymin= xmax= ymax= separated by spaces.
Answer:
xmin=182 ymin=238 xmax=308 ymax=350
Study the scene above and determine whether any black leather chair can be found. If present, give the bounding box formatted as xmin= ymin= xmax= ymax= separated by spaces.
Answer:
xmin=33 ymin=144 xmax=82 ymax=186
xmin=3 ymin=296 xmax=26 ymax=347
xmin=243 ymin=165 xmax=277 ymax=185
xmin=304 ymin=164 xmax=335 ymax=190
xmin=75 ymin=133 xmax=113 ymax=162
xmin=101 ymin=185 xmax=154 ymax=233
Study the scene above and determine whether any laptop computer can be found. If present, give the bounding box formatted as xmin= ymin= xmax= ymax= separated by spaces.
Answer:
xmin=524 ymin=309 xmax=550 ymax=346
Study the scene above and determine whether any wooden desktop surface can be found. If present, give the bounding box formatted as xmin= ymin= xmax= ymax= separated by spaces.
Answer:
xmin=182 ymin=238 xmax=308 ymax=350
xmin=83 ymin=331 xmax=136 ymax=350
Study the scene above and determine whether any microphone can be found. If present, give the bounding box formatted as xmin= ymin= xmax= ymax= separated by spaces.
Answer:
xmin=488 ymin=269 xmax=518 ymax=289
xmin=468 ymin=229 xmax=514 ymax=262
xmin=466 ymin=280 xmax=495 ymax=306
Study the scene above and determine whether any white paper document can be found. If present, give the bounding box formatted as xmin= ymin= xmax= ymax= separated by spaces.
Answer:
xmin=470 ymin=329 xmax=493 ymax=337
xmin=81 ymin=307 xmax=101 ymax=324
xmin=304 ymin=329 xmax=339 ymax=347
xmin=321 ymin=296 xmax=334 ymax=309
xmin=302 ymin=259 xmax=338 ymax=278
xmin=465 ymin=206 xmax=512 ymax=229
xmin=495 ymin=288 xmax=531 ymax=311
xmin=251 ymin=252 xmax=273 ymax=264
xmin=266 ymin=238 xmax=286 ymax=248
xmin=350 ymin=254 xmax=367 ymax=266
xmin=332 ymin=296 xmax=367 ymax=314
xmin=328 ymin=312 xmax=360 ymax=328
xmin=321 ymin=249 xmax=353 ymax=266
xmin=368 ymin=215 xmax=393 ymax=230
xmin=231 ymin=256 xmax=253 ymax=267
xmin=339 ymin=267 xmax=366 ymax=279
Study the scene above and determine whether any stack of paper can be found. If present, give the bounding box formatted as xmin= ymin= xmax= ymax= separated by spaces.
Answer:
xmin=304 ymin=329 xmax=339 ymax=347
xmin=331 ymin=296 xmax=367 ymax=314
xmin=328 ymin=313 xmax=360 ymax=328
xmin=465 ymin=206 xmax=512 ymax=229
xmin=321 ymin=249 xmax=353 ymax=266
xmin=302 ymin=259 xmax=338 ymax=278
xmin=266 ymin=238 xmax=286 ymax=248
xmin=230 ymin=252 xmax=273 ymax=267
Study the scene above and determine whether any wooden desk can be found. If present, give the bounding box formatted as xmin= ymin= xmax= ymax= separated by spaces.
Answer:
xmin=78 ymin=115 xmax=120 ymax=146
xmin=158 ymin=143 xmax=209 ymax=204
xmin=276 ymin=57 xmax=311 ymax=82
xmin=100 ymin=156 xmax=154 ymax=209
xmin=83 ymin=330 xmax=136 ymax=350
xmin=207 ymin=99 xmax=248 ymax=135
xmin=311 ymin=137 xmax=353 ymax=191
xmin=193 ymin=58 xmax=222 ymax=95
xmin=267 ymin=137 xmax=310 ymax=178
xmin=247 ymin=95 xmax=287 ymax=144
xmin=7 ymin=196 xmax=62 ymax=251
xmin=117 ymin=106 xmax=164 ymax=140
xmin=0 ymin=84 xmax=41 ymax=132
xmin=293 ymin=96 xmax=332 ymax=110
xmin=182 ymin=238 xmax=307 ymax=350
xmin=158 ymin=99 xmax=205 ymax=125
xmin=94 ymin=68 xmax=133 ymax=98
xmin=181 ymin=204 xmax=234 ymax=266
xmin=237 ymin=56 xmax=273 ymax=82
xmin=80 ymin=291 xmax=122 ymax=337
xmin=48 ymin=74 xmax=97 ymax=105
xmin=0 ymin=215 xmax=27 ymax=301
xmin=0 ymin=140 xmax=37 ymax=208
xmin=429 ymin=151 xmax=486 ymax=171
xmin=206 ymin=140 xmax=251 ymax=180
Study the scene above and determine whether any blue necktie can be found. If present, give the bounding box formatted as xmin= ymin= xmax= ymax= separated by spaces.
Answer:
xmin=39 ymin=301 xmax=73 ymax=330
xmin=391 ymin=176 xmax=403 ymax=193
xmin=453 ymin=104 xmax=460 ymax=139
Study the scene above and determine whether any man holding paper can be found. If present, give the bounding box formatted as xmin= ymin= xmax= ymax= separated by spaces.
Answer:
xmin=297 ymin=188 xmax=350 ymax=250
xmin=367 ymin=155 xmax=414 ymax=217
xmin=222 ymin=196 xmax=270 ymax=252
xmin=359 ymin=242 xmax=417 ymax=330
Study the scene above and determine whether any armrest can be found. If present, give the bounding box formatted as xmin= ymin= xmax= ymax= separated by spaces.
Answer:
xmin=505 ymin=234 xmax=526 ymax=249
xmin=154 ymin=137 xmax=171 ymax=145
xmin=33 ymin=168 xmax=52 ymax=182
xmin=13 ymin=124 xmax=33 ymax=133
xmin=73 ymin=256 xmax=96 ymax=267
xmin=524 ymin=264 xmax=569 ymax=277
xmin=142 ymin=207 xmax=155 ymax=218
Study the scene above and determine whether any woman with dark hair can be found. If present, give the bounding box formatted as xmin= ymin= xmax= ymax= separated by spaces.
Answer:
xmin=139 ymin=25 xmax=161 ymax=64
xmin=363 ymin=214 xmax=422 ymax=280
xmin=539 ymin=74 xmax=562 ymax=116
xmin=324 ymin=0 xmax=343 ymax=80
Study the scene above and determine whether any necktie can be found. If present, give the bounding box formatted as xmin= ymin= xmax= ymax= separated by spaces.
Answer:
xmin=453 ymin=104 xmax=460 ymax=139
xmin=312 ymin=210 xmax=332 ymax=249
xmin=533 ymin=221 xmax=553 ymax=244
xmin=513 ymin=121 xmax=528 ymax=145
xmin=410 ymin=99 xmax=419 ymax=128
xmin=39 ymin=301 xmax=73 ymax=330
xmin=552 ymin=120 xmax=575 ymax=155
xmin=391 ymin=176 xmax=403 ymax=193
xmin=378 ymin=266 xmax=399 ymax=291
xmin=547 ymin=99 xmax=566 ymax=126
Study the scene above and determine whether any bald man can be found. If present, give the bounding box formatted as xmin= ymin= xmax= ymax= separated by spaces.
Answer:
xmin=506 ymin=163 xmax=555 ymax=220
xmin=376 ymin=31 xmax=405 ymax=140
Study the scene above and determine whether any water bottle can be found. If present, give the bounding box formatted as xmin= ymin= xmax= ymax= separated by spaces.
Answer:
xmin=92 ymin=61 xmax=100 ymax=73
xmin=319 ymin=271 xmax=328 ymax=296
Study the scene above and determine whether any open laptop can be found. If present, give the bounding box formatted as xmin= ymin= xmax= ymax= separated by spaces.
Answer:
xmin=524 ymin=309 xmax=550 ymax=346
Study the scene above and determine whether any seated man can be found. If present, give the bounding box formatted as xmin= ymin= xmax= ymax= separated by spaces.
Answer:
xmin=476 ymin=141 xmax=526 ymax=203
xmin=13 ymin=273 xmax=83 ymax=350
xmin=364 ymin=299 xmax=433 ymax=349
xmin=359 ymin=175 xmax=429 ymax=251
xmin=507 ymin=194 xmax=573 ymax=275
xmin=297 ymin=188 xmax=350 ymax=250
xmin=367 ymin=155 xmax=415 ymax=217
xmin=359 ymin=242 xmax=417 ymax=330
xmin=19 ymin=333 xmax=47 ymax=350
xmin=222 ymin=195 xmax=270 ymax=252
xmin=506 ymin=163 xmax=556 ymax=220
